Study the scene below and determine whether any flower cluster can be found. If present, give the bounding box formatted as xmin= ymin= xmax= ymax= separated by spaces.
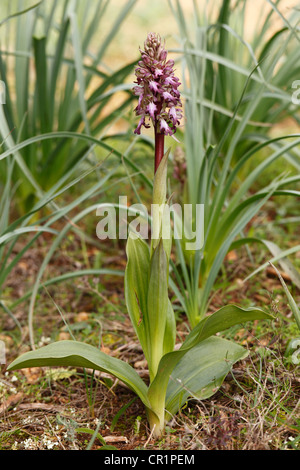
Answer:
xmin=133 ymin=32 xmax=182 ymax=137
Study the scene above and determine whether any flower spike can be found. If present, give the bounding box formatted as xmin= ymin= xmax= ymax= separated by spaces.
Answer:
xmin=133 ymin=33 xmax=182 ymax=139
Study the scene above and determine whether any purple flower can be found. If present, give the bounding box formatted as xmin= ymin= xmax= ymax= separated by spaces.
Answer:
xmin=147 ymin=102 xmax=157 ymax=120
xmin=134 ymin=116 xmax=150 ymax=135
xmin=159 ymin=118 xmax=173 ymax=136
xmin=154 ymin=68 xmax=163 ymax=78
xmin=164 ymin=76 xmax=179 ymax=87
xmin=132 ymin=33 xmax=182 ymax=137
xmin=149 ymin=80 xmax=160 ymax=93
xmin=169 ymin=106 xmax=178 ymax=125
xmin=169 ymin=106 xmax=182 ymax=126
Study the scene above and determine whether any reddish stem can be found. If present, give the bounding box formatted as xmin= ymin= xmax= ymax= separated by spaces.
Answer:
xmin=154 ymin=131 xmax=165 ymax=174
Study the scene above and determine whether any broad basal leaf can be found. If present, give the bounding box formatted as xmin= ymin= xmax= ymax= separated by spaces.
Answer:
xmin=165 ymin=336 xmax=248 ymax=417
xmin=182 ymin=305 xmax=273 ymax=350
xmin=8 ymin=340 xmax=151 ymax=410
xmin=148 ymin=305 xmax=272 ymax=413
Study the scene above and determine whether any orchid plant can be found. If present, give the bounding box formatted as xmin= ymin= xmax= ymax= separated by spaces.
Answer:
xmin=8 ymin=33 xmax=273 ymax=439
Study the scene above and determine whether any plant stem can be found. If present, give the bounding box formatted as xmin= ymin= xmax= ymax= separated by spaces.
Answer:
xmin=147 ymin=407 xmax=165 ymax=439
xmin=155 ymin=131 xmax=165 ymax=173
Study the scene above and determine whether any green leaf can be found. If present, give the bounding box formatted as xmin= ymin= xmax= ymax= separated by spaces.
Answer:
xmin=148 ymin=305 xmax=272 ymax=416
xmin=285 ymin=338 xmax=300 ymax=365
xmin=182 ymin=305 xmax=273 ymax=350
xmin=68 ymin=9 xmax=90 ymax=135
xmin=0 ymin=1 xmax=41 ymax=27
xmin=124 ymin=235 xmax=150 ymax=360
xmin=165 ymin=336 xmax=248 ymax=417
xmin=163 ymin=300 xmax=176 ymax=356
xmin=7 ymin=340 xmax=151 ymax=410
xmin=0 ymin=226 xmax=58 ymax=246
xmin=10 ymin=268 xmax=124 ymax=309
xmin=244 ymin=240 xmax=300 ymax=290
xmin=75 ymin=427 xmax=106 ymax=446
xmin=230 ymin=237 xmax=300 ymax=290
xmin=0 ymin=131 xmax=152 ymax=188
xmin=49 ymin=18 xmax=69 ymax=127
xmin=110 ymin=397 xmax=137 ymax=432
xmin=99 ymin=445 xmax=119 ymax=450
xmin=269 ymin=262 xmax=300 ymax=332
xmin=147 ymin=240 xmax=169 ymax=380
